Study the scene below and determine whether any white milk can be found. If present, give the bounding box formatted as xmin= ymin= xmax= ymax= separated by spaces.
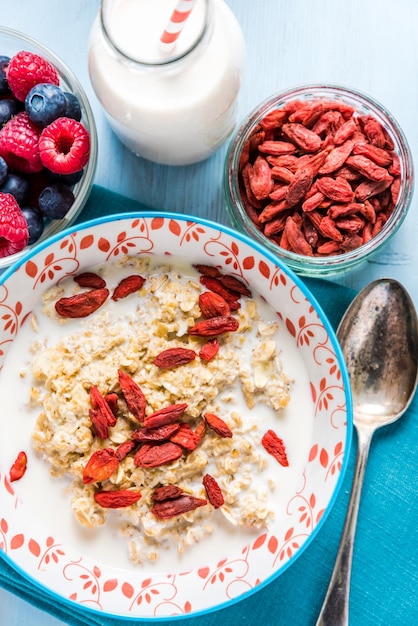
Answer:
xmin=88 ymin=0 xmax=246 ymax=165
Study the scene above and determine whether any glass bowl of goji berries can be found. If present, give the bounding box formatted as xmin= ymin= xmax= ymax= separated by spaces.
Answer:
xmin=224 ymin=84 xmax=414 ymax=276
xmin=0 ymin=26 xmax=97 ymax=270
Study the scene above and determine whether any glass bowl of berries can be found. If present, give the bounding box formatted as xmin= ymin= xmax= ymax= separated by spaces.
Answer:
xmin=224 ymin=84 xmax=414 ymax=276
xmin=0 ymin=26 xmax=97 ymax=269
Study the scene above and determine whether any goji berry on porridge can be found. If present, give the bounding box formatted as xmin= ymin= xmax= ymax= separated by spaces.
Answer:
xmin=29 ymin=255 xmax=293 ymax=564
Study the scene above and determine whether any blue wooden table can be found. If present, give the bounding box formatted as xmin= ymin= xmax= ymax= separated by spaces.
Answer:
xmin=1 ymin=1 xmax=418 ymax=624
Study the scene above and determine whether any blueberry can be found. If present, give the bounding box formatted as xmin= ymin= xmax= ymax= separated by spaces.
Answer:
xmin=0 ymin=56 xmax=11 ymax=94
xmin=63 ymin=91 xmax=82 ymax=122
xmin=0 ymin=98 xmax=21 ymax=127
xmin=0 ymin=157 xmax=7 ymax=186
xmin=21 ymin=206 xmax=44 ymax=245
xmin=25 ymin=83 xmax=67 ymax=127
xmin=38 ymin=183 xmax=75 ymax=218
xmin=49 ymin=169 xmax=84 ymax=186
xmin=0 ymin=173 xmax=29 ymax=204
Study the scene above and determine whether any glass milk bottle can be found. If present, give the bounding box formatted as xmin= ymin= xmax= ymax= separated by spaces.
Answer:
xmin=88 ymin=0 xmax=245 ymax=166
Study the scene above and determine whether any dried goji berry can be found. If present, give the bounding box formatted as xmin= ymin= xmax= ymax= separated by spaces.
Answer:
xmin=316 ymin=240 xmax=341 ymax=254
xmin=189 ymin=316 xmax=239 ymax=337
xmin=118 ymin=370 xmax=146 ymax=422
xmin=302 ymin=191 xmax=326 ymax=213
xmin=90 ymin=386 xmax=117 ymax=427
xmin=249 ymin=155 xmax=274 ymax=200
xmin=345 ymin=155 xmax=391 ymax=181
xmin=199 ymin=292 xmax=231 ymax=318
xmin=271 ymin=165 xmax=295 ymax=184
xmin=328 ymin=202 xmax=362 ymax=219
xmin=288 ymin=101 xmax=326 ymax=127
xmin=258 ymin=109 xmax=287 ymax=130
xmin=313 ymin=110 xmax=345 ymax=137
xmin=335 ymin=215 xmax=365 ymax=233
xmin=9 ymin=451 xmax=27 ymax=482
xmin=241 ymin=163 xmax=263 ymax=209
xmin=83 ymin=448 xmax=119 ymax=484
xmin=285 ymin=166 xmax=313 ymax=207
xmin=89 ymin=407 xmax=109 ymax=439
xmin=285 ymin=216 xmax=314 ymax=256
xmin=333 ymin=117 xmax=357 ymax=145
xmin=151 ymin=494 xmax=207 ymax=519
xmin=259 ymin=200 xmax=289 ymax=226
xmin=282 ymin=122 xmax=322 ymax=152
xmin=219 ymin=274 xmax=252 ymax=297
xmin=94 ymin=489 xmax=142 ymax=508
xmin=111 ymin=275 xmax=146 ymax=301
xmin=316 ymin=176 xmax=354 ymax=203
xmin=153 ymin=485 xmax=185 ymax=501
xmin=259 ymin=139 xmax=296 ymax=155
xmin=297 ymin=149 xmax=329 ymax=176
xmin=115 ymin=439 xmax=137 ymax=461
xmin=170 ymin=423 xmax=201 ymax=451
xmin=318 ymin=140 xmax=354 ymax=174
xmin=267 ymin=154 xmax=299 ymax=170
xmin=74 ymin=272 xmax=106 ymax=289
xmin=318 ymin=215 xmax=343 ymax=242
xmin=143 ymin=403 xmax=188 ymax=428
xmin=153 ymin=347 xmax=196 ymax=369
xmin=194 ymin=419 xmax=206 ymax=439
xmin=131 ymin=423 xmax=180 ymax=442
xmin=361 ymin=116 xmax=387 ymax=148
xmin=269 ymin=184 xmax=289 ymax=202
xmin=55 ymin=288 xmax=109 ymax=318
xmin=105 ymin=392 xmax=119 ymax=416
xmin=199 ymin=276 xmax=241 ymax=308
xmin=199 ymin=337 xmax=220 ymax=361
xmin=204 ymin=412 xmax=233 ymax=438
xmin=352 ymin=142 xmax=392 ymax=167
xmin=133 ymin=441 xmax=183 ymax=467
xmin=262 ymin=430 xmax=289 ymax=466
xmin=193 ymin=264 xmax=222 ymax=278
xmin=302 ymin=214 xmax=319 ymax=247
xmin=355 ymin=177 xmax=393 ymax=201
xmin=202 ymin=474 xmax=224 ymax=508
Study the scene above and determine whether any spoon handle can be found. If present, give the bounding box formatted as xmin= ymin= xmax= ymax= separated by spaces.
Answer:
xmin=315 ymin=426 xmax=373 ymax=626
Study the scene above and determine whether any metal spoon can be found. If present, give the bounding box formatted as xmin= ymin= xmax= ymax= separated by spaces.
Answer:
xmin=316 ymin=278 xmax=418 ymax=626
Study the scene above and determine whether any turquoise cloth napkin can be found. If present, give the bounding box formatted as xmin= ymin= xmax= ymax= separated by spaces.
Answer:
xmin=1 ymin=186 xmax=417 ymax=625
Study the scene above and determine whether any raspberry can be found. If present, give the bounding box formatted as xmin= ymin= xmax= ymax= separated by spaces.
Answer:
xmin=0 ymin=193 xmax=29 ymax=257
xmin=6 ymin=51 xmax=59 ymax=101
xmin=0 ymin=112 xmax=43 ymax=174
xmin=39 ymin=117 xmax=90 ymax=175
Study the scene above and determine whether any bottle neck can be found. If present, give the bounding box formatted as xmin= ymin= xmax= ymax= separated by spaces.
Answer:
xmin=100 ymin=0 xmax=210 ymax=67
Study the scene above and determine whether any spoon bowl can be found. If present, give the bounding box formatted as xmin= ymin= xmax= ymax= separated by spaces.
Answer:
xmin=316 ymin=278 xmax=418 ymax=626
xmin=338 ymin=279 xmax=418 ymax=428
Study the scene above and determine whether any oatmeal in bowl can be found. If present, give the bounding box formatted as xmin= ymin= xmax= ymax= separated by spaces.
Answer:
xmin=30 ymin=255 xmax=292 ymax=563
xmin=0 ymin=213 xmax=352 ymax=619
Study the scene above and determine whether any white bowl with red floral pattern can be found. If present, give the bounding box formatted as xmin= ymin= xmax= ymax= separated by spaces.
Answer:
xmin=0 ymin=213 xmax=352 ymax=620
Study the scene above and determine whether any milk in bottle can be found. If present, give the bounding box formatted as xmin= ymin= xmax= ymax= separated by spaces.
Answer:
xmin=88 ymin=0 xmax=245 ymax=165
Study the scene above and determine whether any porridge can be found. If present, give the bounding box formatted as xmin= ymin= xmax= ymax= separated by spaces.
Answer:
xmin=28 ymin=255 xmax=292 ymax=564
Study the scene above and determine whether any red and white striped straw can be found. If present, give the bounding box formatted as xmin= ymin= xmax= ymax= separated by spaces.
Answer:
xmin=160 ymin=0 xmax=197 ymax=50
